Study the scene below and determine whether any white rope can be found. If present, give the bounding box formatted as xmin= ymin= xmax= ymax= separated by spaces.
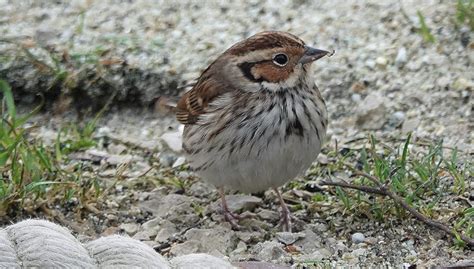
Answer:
xmin=0 ymin=219 xmax=235 ymax=268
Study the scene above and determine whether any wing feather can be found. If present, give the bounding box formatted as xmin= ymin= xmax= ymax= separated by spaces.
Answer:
xmin=176 ymin=74 xmax=231 ymax=124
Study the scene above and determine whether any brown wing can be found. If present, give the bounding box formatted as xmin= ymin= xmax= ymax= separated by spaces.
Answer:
xmin=176 ymin=74 xmax=230 ymax=125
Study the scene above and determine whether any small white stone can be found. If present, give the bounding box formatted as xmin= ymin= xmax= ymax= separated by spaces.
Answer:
xmin=395 ymin=47 xmax=407 ymax=66
xmin=120 ymin=223 xmax=140 ymax=235
xmin=351 ymin=94 xmax=362 ymax=102
xmin=365 ymin=59 xmax=376 ymax=69
xmin=172 ymin=156 xmax=186 ymax=168
xmin=376 ymin=56 xmax=388 ymax=68
xmin=393 ymin=111 xmax=405 ymax=121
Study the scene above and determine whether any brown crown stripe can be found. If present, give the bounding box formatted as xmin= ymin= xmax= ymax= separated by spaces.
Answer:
xmin=228 ymin=32 xmax=305 ymax=56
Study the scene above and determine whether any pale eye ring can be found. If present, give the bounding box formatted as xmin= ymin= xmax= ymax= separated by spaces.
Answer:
xmin=272 ymin=53 xmax=289 ymax=66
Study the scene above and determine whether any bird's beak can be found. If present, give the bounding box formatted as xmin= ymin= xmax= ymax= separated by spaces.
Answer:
xmin=298 ymin=46 xmax=334 ymax=65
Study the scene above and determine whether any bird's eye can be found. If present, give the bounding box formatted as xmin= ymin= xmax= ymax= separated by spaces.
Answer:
xmin=272 ymin=53 xmax=288 ymax=66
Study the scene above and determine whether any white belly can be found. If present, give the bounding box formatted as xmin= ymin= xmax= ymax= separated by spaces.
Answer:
xmin=183 ymin=89 xmax=327 ymax=193
xmin=196 ymin=133 xmax=321 ymax=193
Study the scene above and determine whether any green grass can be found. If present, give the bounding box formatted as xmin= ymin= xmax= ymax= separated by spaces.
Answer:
xmin=417 ymin=11 xmax=436 ymax=43
xmin=456 ymin=0 xmax=474 ymax=31
xmin=0 ymin=80 xmax=102 ymax=217
xmin=310 ymin=133 xmax=472 ymax=247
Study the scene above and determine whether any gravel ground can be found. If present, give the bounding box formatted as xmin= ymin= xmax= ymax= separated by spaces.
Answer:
xmin=1 ymin=0 xmax=473 ymax=267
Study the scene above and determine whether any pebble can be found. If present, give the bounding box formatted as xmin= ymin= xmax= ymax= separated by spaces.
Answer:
xmin=155 ymin=221 xmax=178 ymax=243
xmin=351 ymin=232 xmax=366 ymax=244
xmin=251 ymin=241 xmax=288 ymax=261
xmin=395 ymin=47 xmax=407 ymax=67
xmin=355 ymin=93 xmax=388 ymax=130
xmin=141 ymin=217 xmax=162 ymax=237
xmin=159 ymin=153 xmax=177 ymax=167
xmin=119 ymin=223 xmax=140 ymax=235
xmin=375 ymin=56 xmax=388 ymax=68
xmin=208 ymin=194 xmax=262 ymax=214
xmin=275 ymin=232 xmax=305 ymax=245
xmin=172 ymin=156 xmax=187 ymax=168
xmin=351 ymin=93 xmax=362 ymax=102
xmin=392 ymin=111 xmax=405 ymax=121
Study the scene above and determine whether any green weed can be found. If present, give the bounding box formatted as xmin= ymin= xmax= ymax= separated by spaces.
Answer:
xmin=313 ymin=133 xmax=472 ymax=247
xmin=417 ymin=11 xmax=436 ymax=43
xmin=0 ymin=80 xmax=103 ymax=217
xmin=456 ymin=0 xmax=474 ymax=31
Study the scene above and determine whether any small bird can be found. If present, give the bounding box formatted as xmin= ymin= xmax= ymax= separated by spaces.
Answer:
xmin=176 ymin=31 xmax=332 ymax=232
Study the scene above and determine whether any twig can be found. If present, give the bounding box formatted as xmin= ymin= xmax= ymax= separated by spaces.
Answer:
xmin=320 ymin=180 xmax=387 ymax=196
xmin=329 ymin=162 xmax=474 ymax=248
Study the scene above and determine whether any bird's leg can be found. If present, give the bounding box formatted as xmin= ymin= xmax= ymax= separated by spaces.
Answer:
xmin=219 ymin=187 xmax=241 ymax=229
xmin=274 ymin=188 xmax=292 ymax=232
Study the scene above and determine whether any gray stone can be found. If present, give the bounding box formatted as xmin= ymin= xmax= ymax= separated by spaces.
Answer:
xmin=188 ymin=181 xmax=215 ymax=198
xmin=119 ymin=223 xmax=140 ymax=235
xmin=275 ymin=232 xmax=305 ymax=245
xmin=171 ymin=254 xmax=234 ymax=269
xmin=181 ymin=226 xmax=237 ymax=255
xmin=227 ymin=195 xmax=263 ymax=212
xmin=230 ymin=241 xmax=247 ymax=256
xmin=392 ymin=111 xmax=405 ymax=121
xmin=294 ymin=229 xmax=322 ymax=252
xmin=141 ymin=217 xmax=162 ymax=237
xmin=170 ymin=240 xmax=201 ymax=256
xmin=256 ymin=209 xmax=280 ymax=222
xmin=159 ymin=153 xmax=177 ymax=167
xmin=395 ymin=47 xmax=407 ymax=67
xmin=251 ymin=241 xmax=288 ymax=261
xmin=212 ymin=194 xmax=263 ymax=213
xmin=154 ymin=220 xmax=178 ymax=243
xmin=108 ymin=143 xmax=127 ymax=155
xmin=139 ymin=194 xmax=199 ymax=225
xmin=236 ymin=231 xmax=264 ymax=243
xmin=133 ymin=230 xmax=155 ymax=241
xmin=351 ymin=232 xmax=366 ymax=244
xmin=355 ymin=93 xmax=388 ymax=130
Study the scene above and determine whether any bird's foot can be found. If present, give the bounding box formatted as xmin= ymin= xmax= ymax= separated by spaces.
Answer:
xmin=221 ymin=209 xmax=256 ymax=230
xmin=219 ymin=187 xmax=256 ymax=230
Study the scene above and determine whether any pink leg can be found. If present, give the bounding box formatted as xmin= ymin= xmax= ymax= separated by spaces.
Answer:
xmin=219 ymin=187 xmax=242 ymax=229
xmin=274 ymin=188 xmax=292 ymax=232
